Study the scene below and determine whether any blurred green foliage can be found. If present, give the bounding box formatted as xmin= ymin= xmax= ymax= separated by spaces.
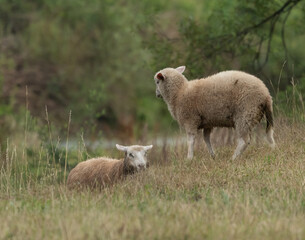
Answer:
xmin=0 ymin=0 xmax=304 ymax=139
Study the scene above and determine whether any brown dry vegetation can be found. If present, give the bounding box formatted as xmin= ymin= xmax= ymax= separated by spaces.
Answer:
xmin=0 ymin=119 xmax=305 ymax=240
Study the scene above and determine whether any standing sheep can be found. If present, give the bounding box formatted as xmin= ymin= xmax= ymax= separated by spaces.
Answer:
xmin=154 ymin=66 xmax=275 ymax=160
xmin=67 ymin=144 xmax=153 ymax=189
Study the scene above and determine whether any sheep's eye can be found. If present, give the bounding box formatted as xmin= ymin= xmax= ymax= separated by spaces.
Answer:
xmin=129 ymin=153 xmax=134 ymax=158
xmin=156 ymin=81 xmax=159 ymax=85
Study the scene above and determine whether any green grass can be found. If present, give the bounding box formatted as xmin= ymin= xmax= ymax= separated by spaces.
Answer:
xmin=1 ymin=120 xmax=305 ymax=239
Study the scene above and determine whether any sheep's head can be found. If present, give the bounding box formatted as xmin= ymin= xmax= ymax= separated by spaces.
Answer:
xmin=116 ymin=144 xmax=153 ymax=172
xmin=154 ymin=66 xmax=186 ymax=100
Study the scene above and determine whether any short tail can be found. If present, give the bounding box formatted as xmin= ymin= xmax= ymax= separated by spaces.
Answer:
xmin=265 ymin=98 xmax=275 ymax=147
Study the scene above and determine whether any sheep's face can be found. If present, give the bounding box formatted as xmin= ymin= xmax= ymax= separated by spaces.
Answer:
xmin=116 ymin=144 xmax=153 ymax=171
xmin=154 ymin=66 xmax=186 ymax=99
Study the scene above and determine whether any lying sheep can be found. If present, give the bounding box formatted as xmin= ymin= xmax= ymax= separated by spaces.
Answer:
xmin=67 ymin=144 xmax=153 ymax=189
xmin=154 ymin=66 xmax=275 ymax=160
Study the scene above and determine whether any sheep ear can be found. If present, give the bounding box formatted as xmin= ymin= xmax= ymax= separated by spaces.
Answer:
xmin=176 ymin=66 xmax=186 ymax=74
xmin=116 ymin=144 xmax=128 ymax=152
xmin=156 ymin=72 xmax=164 ymax=81
xmin=144 ymin=145 xmax=153 ymax=151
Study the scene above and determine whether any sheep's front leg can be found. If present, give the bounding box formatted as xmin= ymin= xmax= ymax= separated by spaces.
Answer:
xmin=203 ymin=128 xmax=215 ymax=158
xmin=232 ymin=135 xmax=250 ymax=160
xmin=187 ymin=133 xmax=195 ymax=160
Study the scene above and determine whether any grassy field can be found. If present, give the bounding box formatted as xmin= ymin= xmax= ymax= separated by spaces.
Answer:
xmin=1 ymin=119 xmax=305 ymax=240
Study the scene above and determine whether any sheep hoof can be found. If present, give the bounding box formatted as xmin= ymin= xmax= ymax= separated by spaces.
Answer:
xmin=269 ymin=143 xmax=276 ymax=149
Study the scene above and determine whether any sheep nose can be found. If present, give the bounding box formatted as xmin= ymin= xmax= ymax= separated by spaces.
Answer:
xmin=138 ymin=164 xmax=146 ymax=170
xmin=156 ymin=90 xmax=162 ymax=98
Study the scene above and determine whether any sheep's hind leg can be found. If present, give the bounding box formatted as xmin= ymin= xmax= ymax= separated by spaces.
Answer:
xmin=187 ymin=133 xmax=195 ymax=160
xmin=203 ymin=128 xmax=215 ymax=158
xmin=266 ymin=128 xmax=275 ymax=148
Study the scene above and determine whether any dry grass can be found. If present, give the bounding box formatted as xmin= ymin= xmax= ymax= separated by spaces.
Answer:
xmin=1 ymin=119 xmax=305 ymax=240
